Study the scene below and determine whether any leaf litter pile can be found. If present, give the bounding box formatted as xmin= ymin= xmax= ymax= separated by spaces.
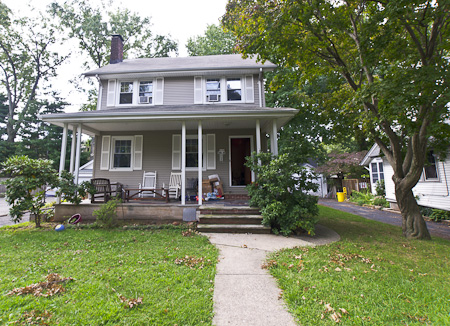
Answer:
xmin=174 ymin=255 xmax=211 ymax=269
xmin=7 ymin=273 xmax=73 ymax=297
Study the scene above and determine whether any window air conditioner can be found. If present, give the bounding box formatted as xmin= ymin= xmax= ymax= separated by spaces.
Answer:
xmin=207 ymin=94 xmax=220 ymax=102
xmin=139 ymin=96 xmax=152 ymax=104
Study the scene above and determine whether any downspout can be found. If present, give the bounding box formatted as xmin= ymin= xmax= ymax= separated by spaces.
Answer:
xmin=258 ymin=68 xmax=263 ymax=107
xmin=442 ymin=162 xmax=449 ymax=196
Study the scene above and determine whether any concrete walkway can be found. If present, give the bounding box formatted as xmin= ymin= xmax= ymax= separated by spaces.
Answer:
xmin=203 ymin=225 xmax=340 ymax=326
xmin=0 ymin=197 xmax=29 ymax=227
xmin=319 ymin=199 xmax=450 ymax=240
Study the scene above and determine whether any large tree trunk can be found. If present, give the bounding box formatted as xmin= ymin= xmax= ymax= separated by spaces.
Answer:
xmin=395 ymin=184 xmax=431 ymax=240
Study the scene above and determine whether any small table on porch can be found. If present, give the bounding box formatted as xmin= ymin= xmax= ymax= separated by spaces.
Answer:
xmin=123 ymin=188 xmax=169 ymax=203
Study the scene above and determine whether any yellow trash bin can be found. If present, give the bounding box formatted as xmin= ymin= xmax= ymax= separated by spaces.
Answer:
xmin=337 ymin=192 xmax=345 ymax=202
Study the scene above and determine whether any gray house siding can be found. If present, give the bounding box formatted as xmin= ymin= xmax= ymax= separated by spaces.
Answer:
xmin=163 ymin=77 xmax=195 ymax=105
xmin=99 ymin=74 xmax=261 ymax=110
xmin=93 ymin=129 xmax=259 ymax=195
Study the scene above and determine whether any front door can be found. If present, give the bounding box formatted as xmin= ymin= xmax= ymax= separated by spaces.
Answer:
xmin=230 ymin=137 xmax=252 ymax=186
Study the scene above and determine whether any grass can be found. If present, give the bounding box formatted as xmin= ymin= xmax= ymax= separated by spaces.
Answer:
xmin=267 ymin=205 xmax=450 ymax=325
xmin=0 ymin=224 xmax=218 ymax=325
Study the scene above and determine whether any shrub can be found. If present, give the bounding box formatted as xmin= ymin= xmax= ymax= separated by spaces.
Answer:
xmin=372 ymin=197 xmax=389 ymax=208
xmin=246 ymin=152 xmax=319 ymax=236
xmin=419 ymin=206 xmax=433 ymax=217
xmin=93 ymin=199 xmax=119 ymax=228
xmin=429 ymin=209 xmax=450 ymax=222
xmin=375 ymin=180 xmax=386 ymax=196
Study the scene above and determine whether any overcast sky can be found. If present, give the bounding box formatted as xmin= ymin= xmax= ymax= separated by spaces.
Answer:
xmin=2 ymin=0 xmax=230 ymax=111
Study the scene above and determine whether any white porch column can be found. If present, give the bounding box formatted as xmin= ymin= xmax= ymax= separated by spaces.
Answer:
xmin=198 ymin=120 xmax=203 ymax=206
xmin=256 ymin=119 xmax=261 ymax=155
xmin=271 ymin=119 xmax=278 ymax=156
xmin=69 ymin=125 xmax=77 ymax=173
xmin=74 ymin=124 xmax=83 ymax=185
xmin=181 ymin=121 xmax=186 ymax=205
xmin=57 ymin=123 xmax=69 ymax=204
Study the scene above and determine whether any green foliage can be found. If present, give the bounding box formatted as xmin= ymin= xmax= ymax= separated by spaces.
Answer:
xmin=429 ymin=209 xmax=450 ymax=222
xmin=186 ymin=24 xmax=236 ymax=56
xmin=223 ymin=0 xmax=450 ymax=238
xmin=375 ymin=180 xmax=386 ymax=197
xmin=246 ymin=152 xmax=319 ymax=235
xmin=93 ymin=199 xmax=119 ymax=228
xmin=49 ymin=0 xmax=178 ymax=69
xmin=1 ymin=156 xmax=90 ymax=227
xmin=0 ymin=4 xmax=66 ymax=142
xmin=350 ymin=191 xmax=389 ymax=208
xmin=266 ymin=205 xmax=450 ymax=325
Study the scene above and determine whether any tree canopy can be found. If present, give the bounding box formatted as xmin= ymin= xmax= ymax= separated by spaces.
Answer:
xmin=223 ymin=0 xmax=450 ymax=239
xmin=186 ymin=24 xmax=236 ymax=56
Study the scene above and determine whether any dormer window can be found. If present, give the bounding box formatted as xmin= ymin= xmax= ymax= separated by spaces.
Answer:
xmin=119 ymin=82 xmax=133 ymax=104
xmin=139 ymin=81 xmax=153 ymax=104
xmin=226 ymin=78 xmax=242 ymax=101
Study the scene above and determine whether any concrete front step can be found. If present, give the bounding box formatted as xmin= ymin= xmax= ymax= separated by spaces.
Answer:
xmin=197 ymin=224 xmax=271 ymax=234
xmin=199 ymin=215 xmax=263 ymax=225
xmin=199 ymin=206 xmax=260 ymax=215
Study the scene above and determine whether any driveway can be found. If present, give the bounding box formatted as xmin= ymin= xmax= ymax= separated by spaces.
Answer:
xmin=0 ymin=197 xmax=29 ymax=227
xmin=319 ymin=198 xmax=450 ymax=240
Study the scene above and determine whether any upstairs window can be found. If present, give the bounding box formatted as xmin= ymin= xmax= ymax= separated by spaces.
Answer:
xmin=206 ymin=78 xmax=221 ymax=102
xmin=423 ymin=151 xmax=438 ymax=181
xmin=226 ymin=78 xmax=242 ymax=101
xmin=119 ymin=82 xmax=133 ymax=104
xmin=139 ymin=81 xmax=153 ymax=104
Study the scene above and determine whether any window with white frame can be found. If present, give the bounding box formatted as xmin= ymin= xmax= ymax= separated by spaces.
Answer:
xmin=423 ymin=151 xmax=439 ymax=181
xmin=206 ymin=78 xmax=221 ymax=102
xmin=371 ymin=161 xmax=384 ymax=183
xmin=226 ymin=78 xmax=242 ymax=101
xmin=119 ymin=82 xmax=133 ymax=104
xmin=172 ymin=134 xmax=216 ymax=170
xmin=111 ymin=137 xmax=133 ymax=169
xmin=139 ymin=81 xmax=153 ymax=104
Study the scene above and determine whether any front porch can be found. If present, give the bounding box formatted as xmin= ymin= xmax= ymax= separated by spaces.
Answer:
xmin=54 ymin=197 xmax=251 ymax=224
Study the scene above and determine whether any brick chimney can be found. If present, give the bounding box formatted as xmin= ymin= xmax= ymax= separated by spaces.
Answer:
xmin=110 ymin=34 xmax=124 ymax=64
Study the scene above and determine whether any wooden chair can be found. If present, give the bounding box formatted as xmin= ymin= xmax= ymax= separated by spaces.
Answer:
xmin=139 ymin=171 xmax=157 ymax=197
xmin=164 ymin=172 xmax=182 ymax=200
xmin=90 ymin=178 xmax=123 ymax=203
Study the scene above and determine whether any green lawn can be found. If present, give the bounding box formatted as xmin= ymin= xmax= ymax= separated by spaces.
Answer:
xmin=0 ymin=225 xmax=218 ymax=325
xmin=268 ymin=206 xmax=450 ymax=325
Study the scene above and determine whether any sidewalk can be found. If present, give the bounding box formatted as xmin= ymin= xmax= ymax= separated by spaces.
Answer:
xmin=318 ymin=198 xmax=450 ymax=240
xmin=0 ymin=197 xmax=29 ymax=227
xmin=203 ymin=225 xmax=340 ymax=326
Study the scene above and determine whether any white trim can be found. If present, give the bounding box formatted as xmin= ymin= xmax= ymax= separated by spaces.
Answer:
xmin=70 ymin=126 xmax=77 ymax=173
xmin=271 ymin=119 xmax=278 ymax=155
xmin=74 ymin=124 xmax=83 ymax=184
xmin=198 ymin=121 xmax=203 ymax=206
xmin=107 ymin=80 xmax=116 ymax=107
xmin=110 ymin=136 xmax=135 ymax=171
xmin=133 ymin=135 xmax=143 ymax=170
xmin=228 ymin=135 xmax=254 ymax=188
xmin=181 ymin=122 xmax=186 ymax=205
xmin=100 ymin=135 xmax=111 ymax=171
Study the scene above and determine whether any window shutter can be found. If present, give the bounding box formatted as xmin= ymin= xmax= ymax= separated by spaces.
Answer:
xmin=194 ymin=76 xmax=203 ymax=104
xmin=206 ymin=134 xmax=216 ymax=170
xmin=107 ymin=80 xmax=116 ymax=107
xmin=100 ymin=135 xmax=111 ymax=170
xmin=172 ymin=134 xmax=181 ymax=170
xmin=153 ymin=78 xmax=164 ymax=105
xmin=133 ymin=135 xmax=143 ymax=170
xmin=245 ymin=75 xmax=254 ymax=103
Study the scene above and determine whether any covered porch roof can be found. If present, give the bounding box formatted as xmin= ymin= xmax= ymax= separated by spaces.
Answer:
xmin=40 ymin=104 xmax=298 ymax=136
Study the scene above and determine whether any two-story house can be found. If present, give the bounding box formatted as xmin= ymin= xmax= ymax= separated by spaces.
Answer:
xmin=42 ymin=35 xmax=297 ymax=217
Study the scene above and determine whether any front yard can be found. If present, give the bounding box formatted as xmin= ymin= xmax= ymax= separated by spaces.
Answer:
xmin=267 ymin=206 xmax=450 ymax=325
xmin=0 ymin=225 xmax=218 ymax=325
